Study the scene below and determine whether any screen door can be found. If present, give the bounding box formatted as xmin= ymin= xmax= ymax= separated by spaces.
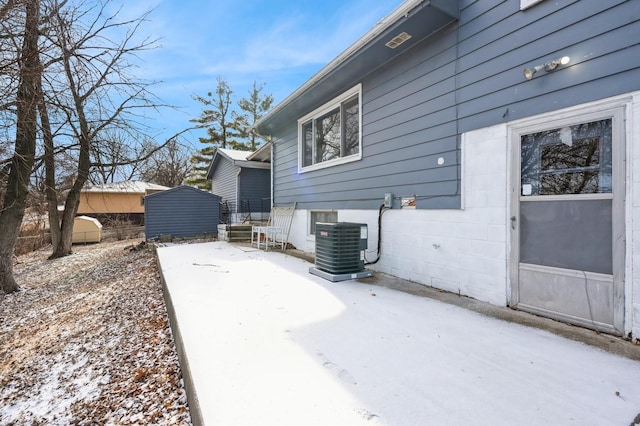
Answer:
xmin=510 ymin=111 xmax=625 ymax=335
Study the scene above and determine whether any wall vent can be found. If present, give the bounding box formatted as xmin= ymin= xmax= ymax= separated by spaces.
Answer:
xmin=385 ymin=31 xmax=412 ymax=49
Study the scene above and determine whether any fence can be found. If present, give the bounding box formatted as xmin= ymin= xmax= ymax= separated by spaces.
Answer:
xmin=219 ymin=198 xmax=271 ymax=224
xmin=14 ymin=225 xmax=145 ymax=256
xmin=16 ymin=234 xmax=48 ymax=256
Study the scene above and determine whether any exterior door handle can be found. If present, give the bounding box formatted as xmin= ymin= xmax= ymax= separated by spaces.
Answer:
xmin=510 ymin=216 xmax=517 ymax=230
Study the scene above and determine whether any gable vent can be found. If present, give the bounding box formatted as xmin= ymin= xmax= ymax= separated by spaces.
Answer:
xmin=385 ymin=31 xmax=412 ymax=49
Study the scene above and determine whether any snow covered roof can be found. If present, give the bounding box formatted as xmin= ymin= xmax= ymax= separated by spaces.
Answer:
xmin=217 ymin=148 xmax=252 ymax=161
xmin=206 ymin=148 xmax=270 ymax=180
xmin=81 ymin=180 xmax=170 ymax=194
xmin=247 ymin=142 xmax=271 ymax=163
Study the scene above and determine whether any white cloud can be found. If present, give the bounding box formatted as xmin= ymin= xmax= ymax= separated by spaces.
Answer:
xmin=203 ymin=0 xmax=398 ymax=76
xmin=127 ymin=0 xmax=400 ymax=144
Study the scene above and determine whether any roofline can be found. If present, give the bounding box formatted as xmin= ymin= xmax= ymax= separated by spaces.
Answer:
xmin=206 ymin=148 xmax=270 ymax=179
xmin=235 ymin=160 xmax=270 ymax=170
xmin=145 ymin=184 xmax=221 ymax=199
xmin=252 ymin=0 xmax=425 ymax=133
xmin=81 ymin=181 xmax=170 ymax=194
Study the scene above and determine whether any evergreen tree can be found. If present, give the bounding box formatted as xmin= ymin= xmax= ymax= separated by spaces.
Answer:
xmin=238 ymin=81 xmax=274 ymax=150
xmin=186 ymin=77 xmax=245 ymax=189
xmin=187 ymin=78 xmax=274 ymax=189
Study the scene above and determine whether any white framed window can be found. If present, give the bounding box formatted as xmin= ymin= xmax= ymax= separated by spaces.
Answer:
xmin=298 ymin=84 xmax=362 ymax=173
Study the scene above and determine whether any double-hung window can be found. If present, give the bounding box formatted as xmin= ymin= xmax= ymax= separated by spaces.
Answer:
xmin=298 ymin=84 xmax=362 ymax=172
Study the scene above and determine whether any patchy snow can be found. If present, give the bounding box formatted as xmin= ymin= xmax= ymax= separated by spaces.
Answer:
xmin=158 ymin=241 xmax=640 ymax=426
xmin=0 ymin=240 xmax=191 ymax=425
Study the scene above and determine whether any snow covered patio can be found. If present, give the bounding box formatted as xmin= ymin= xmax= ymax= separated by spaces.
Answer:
xmin=156 ymin=241 xmax=640 ymax=426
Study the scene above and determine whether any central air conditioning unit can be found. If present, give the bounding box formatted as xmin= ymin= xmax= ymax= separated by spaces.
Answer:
xmin=309 ymin=222 xmax=374 ymax=282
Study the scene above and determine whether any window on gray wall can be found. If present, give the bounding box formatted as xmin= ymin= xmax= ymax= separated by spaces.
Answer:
xmin=310 ymin=211 xmax=337 ymax=235
xmin=298 ymin=84 xmax=362 ymax=173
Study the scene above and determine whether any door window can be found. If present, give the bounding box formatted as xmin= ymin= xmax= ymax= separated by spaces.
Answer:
xmin=520 ymin=119 xmax=612 ymax=196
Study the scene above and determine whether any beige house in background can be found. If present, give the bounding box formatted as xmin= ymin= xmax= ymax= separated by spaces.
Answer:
xmin=77 ymin=181 xmax=170 ymax=224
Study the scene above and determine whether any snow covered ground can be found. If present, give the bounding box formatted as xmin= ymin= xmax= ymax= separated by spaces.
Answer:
xmin=0 ymin=240 xmax=191 ymax=425
xmin=157 ymin=241 xmax=640 ymax=426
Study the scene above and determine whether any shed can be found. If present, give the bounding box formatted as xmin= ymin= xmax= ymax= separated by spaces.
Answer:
xmin=72 ymin=216 xmax=103 ymax=244
xmin=144 ymin=185 xmax=221 ymax=240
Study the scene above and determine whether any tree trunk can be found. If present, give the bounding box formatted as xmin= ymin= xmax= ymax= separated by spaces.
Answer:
xmin=39 ymin=85 xmax=61 ymax=250
xmin=49 ymin=133 xmax=92 ymax=258
xmin=50 ymin=135 xmax=91 ymax=259
xmin=50 ymin=18 xmax=92 ymax=258
xmin=50 ymin=195 xmax=76 ymax=258
xmin=0 ymin=0 xmax=41 ymax=294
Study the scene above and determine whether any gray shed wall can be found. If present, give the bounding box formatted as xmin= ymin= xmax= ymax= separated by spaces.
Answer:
xmin=271 ymin=0 xmax=639 ymax=210
xmin=145 ymin=186 xmax=220 ymax=239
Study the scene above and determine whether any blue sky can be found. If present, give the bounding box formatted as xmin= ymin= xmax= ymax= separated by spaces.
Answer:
xmin=129 ymin=0 xmax=401 ymax=148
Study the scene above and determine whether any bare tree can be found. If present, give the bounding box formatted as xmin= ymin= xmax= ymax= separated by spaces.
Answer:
xmin=38 ymin=1 xmax=161 ymax=258
xmin=39 ymin=69 xmax=61 ymax=249
xmin=0 ymin=0 xmax=172 ymax=292
xmin=0 ymin=0 xmax=24 ymax=206
xmin=89 ymin=130 xmax=154 ymax=184
xmin=139 ymin=137 xmax=192 ymax=187
xmin=0 ymin=0 xmax=40 ymax=294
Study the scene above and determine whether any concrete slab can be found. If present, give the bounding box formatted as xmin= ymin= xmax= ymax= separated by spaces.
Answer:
xmin=157 ymin=241 xmax=640 ymax=426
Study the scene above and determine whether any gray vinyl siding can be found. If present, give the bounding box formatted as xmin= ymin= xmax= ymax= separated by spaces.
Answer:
xmin=455 ymin=0 xmax=640 ymax=132
xmin=272 ymin=27 xmax=459 ymax=210
xmin=238 ymin=168 xmax=271 ymax=213
xmin=210 ymin=158 xmax=237 ymax=205
xmin=271 ymin=0 xmax=639 ymax=211
xmin=145 ymin=186 xmax=220 ymax=239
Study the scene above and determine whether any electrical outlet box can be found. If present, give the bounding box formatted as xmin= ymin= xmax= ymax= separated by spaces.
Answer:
xmin=401 ymin=196 xmax=416 ymax=209
xmin=384 ymin=193 xmax=393 ymax=208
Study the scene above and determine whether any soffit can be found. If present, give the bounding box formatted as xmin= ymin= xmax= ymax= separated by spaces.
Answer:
xmin=255 ymin=0 xmax=458 ymax=135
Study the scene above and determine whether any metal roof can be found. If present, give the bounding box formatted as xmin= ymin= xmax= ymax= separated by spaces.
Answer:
xmin=217 ymin=148 xmax=252 ymax=161
xmin=82 ymin=180 xmax=170 ymax=194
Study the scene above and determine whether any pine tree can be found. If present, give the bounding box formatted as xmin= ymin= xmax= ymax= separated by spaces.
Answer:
xmin=186 ymin=77 xmax=245 ymax=189
xmin=186 ymin=78 xmax=274 ymax=189
xmin=238 ymin=81 xmax=274 ymax=150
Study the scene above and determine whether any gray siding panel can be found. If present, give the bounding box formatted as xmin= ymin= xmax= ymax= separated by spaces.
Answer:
xmin=210 ymin=158 xmax=237 ymax=204
xmin=145 ymin=186 xmax=220 ymax=239
xmin=272 ymin=23 xmax=460 ymax=210
xmin=239 ymin=168 xmax=271 ymax=212
xmin=455 ymin=0 xmax=638 ymax=132
xmin=272 ymin=0 xmax=639 ymax=211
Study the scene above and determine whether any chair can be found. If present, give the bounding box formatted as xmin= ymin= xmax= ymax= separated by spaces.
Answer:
xmin=251 ymin=203 xmax=296 ymax=250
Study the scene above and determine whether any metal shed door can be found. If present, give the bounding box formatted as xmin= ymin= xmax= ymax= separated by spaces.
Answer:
xmin=510 ymin=110 xmax=625 ymax=335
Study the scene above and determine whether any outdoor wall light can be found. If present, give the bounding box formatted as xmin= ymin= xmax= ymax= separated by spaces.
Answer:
xmin=523 ymin=56 xmax=570 ymax=80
